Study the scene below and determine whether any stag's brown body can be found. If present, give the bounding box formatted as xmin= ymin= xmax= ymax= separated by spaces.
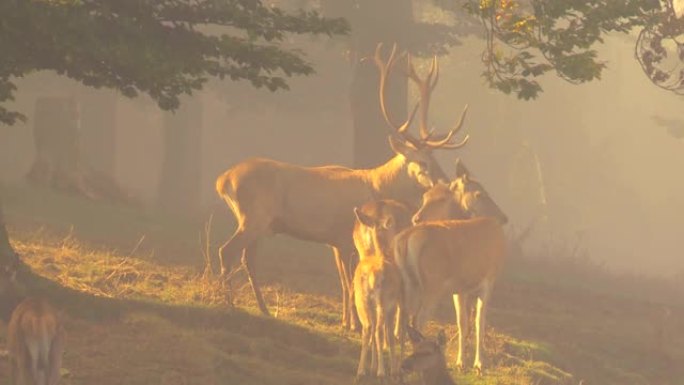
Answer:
xmin=217 ymin=153 xmax=439 ymax=325
xmin=351 ymin=200 xmax=412 ymax=378
xmin=216 ymin=43 xmax=473 ymax=329
xmin=217 ymin=157 xmax=424 ymax=246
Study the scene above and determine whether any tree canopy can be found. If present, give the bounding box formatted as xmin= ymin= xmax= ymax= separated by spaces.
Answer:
xmin=0 ymin=0 xmax=348 ymax=125
xmin=462 ymin=0 xmax=683 ymax=99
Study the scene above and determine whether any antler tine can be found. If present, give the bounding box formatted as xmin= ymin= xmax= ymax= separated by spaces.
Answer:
xmin=424 ymin=104 xmax=470 ymax=149
xmin=405 ymin=53 xmax=436 ymax=141
xmin=398 ymin=101 xmax=420 ymax=134
xmin=429 ymin=56 xmax=439 ymax=92
xmin=374 ymin=42 xmax=404 ymax=132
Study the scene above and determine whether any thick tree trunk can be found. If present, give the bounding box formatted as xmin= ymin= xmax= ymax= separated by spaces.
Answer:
xmin=0 ymin=196 xmax=19 ymax=269
xmin=26 ymin=96 xmax=133 ymax=204
xmin=157 ymin=96 xmax=203 ymax=215
xmin=350 ymin=57 xmax=405 ymax=168
xmin=27 ymin=97 xmax=88 ymax=195
xmin=81 ymin=91 xmax=117 ymax=176
xmin=327 ymin=0 xmax=414 ymax=168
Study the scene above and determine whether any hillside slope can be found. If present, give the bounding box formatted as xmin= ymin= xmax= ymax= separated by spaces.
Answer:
xmin=1 ymin=184 xmax=682 ymax=385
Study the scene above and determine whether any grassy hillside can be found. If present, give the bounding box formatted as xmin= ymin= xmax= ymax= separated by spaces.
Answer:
xmin=1 ymin=183 xmax=683 ymax=385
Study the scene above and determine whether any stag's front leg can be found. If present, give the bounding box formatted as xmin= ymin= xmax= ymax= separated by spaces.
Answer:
xmin=242 ymin=243 xmax=270 ymax=316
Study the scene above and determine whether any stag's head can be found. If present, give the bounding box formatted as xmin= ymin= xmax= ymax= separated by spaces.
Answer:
xmin=374 ymin=43 xmax=470 ymax=189
xmin=354 ymin=199 xmax=412 ymax=256
xmin=402 ymin=327 xmax=448 ymax=373
xmin=412 ymin=160 xmax=508 ymax=225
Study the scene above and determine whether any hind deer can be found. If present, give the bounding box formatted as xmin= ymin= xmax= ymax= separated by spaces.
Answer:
xmin=402 ymin=327 xmax=455 ymax=385
xmin=394 ymin=169 xmax=508 ymax=374
xmin=1 ymin=265 xmax=66 ymax=385
xmin=352 ymin=200 xmax=412 ymax=379
xmin=216 ymin=43 xmax=474 ymax=330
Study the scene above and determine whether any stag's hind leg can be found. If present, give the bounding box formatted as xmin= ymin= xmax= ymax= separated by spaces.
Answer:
xmin=242 ymin=242 xmax=270 ymax=316
xmin=219 ymin=220 xmax=269 ymax=315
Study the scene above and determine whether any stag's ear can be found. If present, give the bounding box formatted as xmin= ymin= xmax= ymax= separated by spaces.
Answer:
xmin=437 ymin=329 xmax=447 ymax=348
xmin=354 ymin=207 xmax=375 ymax=227
xmin=389 ymin=135 xmax=417 ymax=157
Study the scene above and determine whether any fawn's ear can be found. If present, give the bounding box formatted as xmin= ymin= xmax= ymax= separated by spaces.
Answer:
xmin=437 ymin=329 xmax=447 ymax=348
xmin=381 ymin=215 xmax=395 ymax=230
xmin=354 ymin=207 xmax=375 ymax=227
xmin=407 ymin=326 xmax=425 ymax=345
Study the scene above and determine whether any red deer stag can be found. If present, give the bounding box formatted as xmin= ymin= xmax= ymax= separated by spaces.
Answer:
xmin=216 ymin=43 xmax=471 ymax=329
xmin=352 ymin=200 xmax=412 ymax=379
xmin=394 ymin=171 xmax=507 ymax=374
xmin=1 ymin=265 xmax=66 ymax=385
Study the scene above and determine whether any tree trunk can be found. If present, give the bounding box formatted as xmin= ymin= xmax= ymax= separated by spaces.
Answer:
xmin=157 ymin=96 xmax=203 ymax=216
xmin=0 ymin=196 xmax=18 ymax=268
xmin=81 ymin=91 xmax=117 ymax=176
xmin=26 ymin=96 xmax=134 ymax=204
xmin=323 ymin=0 xmax=414 ymax=168
xmin=27 ymin=97 xmax=88 ymax=195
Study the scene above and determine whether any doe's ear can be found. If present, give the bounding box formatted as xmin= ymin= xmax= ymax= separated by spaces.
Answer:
xmin=354 ymin=207 xmax=375 ymax=227
xmin=454 ymin=158 xmax=468 ymax=178
xmin=448 ymin=179 xmax=460 ymax=192
xmin=389 ymin=135 xmax=417 ymax=157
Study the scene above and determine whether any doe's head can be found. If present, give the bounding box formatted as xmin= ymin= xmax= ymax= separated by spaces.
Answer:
xmin=412 ymin=159 xmax=508 ymax=225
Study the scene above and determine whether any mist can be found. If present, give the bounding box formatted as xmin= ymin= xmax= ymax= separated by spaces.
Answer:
xmin=1 ymin=33 xmax=682 ymax=280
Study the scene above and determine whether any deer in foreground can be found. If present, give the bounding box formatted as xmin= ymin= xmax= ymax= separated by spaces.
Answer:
xmin=402 ymin=327 xmax=455 ymax=385
xmin=1 ymin=265 xmax=66 ymax=385
xmin=394 ymin=169 xmax=508 ymax=374
xmin=352 ymin=200 xmax=412 ymax=379
xmin=216 ymin=43 xmax=473 ymax=330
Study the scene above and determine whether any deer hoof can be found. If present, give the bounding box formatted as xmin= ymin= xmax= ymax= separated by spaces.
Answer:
xmin=474 ymin=364 xmax=483 ymax=376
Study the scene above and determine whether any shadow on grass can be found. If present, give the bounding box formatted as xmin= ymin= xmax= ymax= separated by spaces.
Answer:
xmin=28 ymin=266 xmax=345 ymax=349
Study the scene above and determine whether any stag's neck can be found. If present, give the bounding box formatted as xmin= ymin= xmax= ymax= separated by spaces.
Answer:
xmin=422 ymin=367 xmax=456 ymax=385
xmin=364 ymin=155 xmax=421 ymax=205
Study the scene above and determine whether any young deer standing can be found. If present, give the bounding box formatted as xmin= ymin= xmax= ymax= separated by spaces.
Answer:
xmin=402 ymin=327 xmax=455 ymax=385
xmin=1 ymin=265 xmax=65 ymax=385
xmin=394 ymin=169 xmax=508 ymax=374
xmin=216 ymin=43 xmax=475 ymax=330
xmin=352 ymin=200 xmax=412 ymax=379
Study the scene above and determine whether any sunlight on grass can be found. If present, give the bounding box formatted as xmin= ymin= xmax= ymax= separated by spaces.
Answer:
xmin=2 ymin=183 xmax=684 ymax=385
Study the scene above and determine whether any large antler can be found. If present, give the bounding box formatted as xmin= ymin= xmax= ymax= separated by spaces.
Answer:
xmin=374 ymin=42 xmax=470 ymax=150
xmin=405 ymin=52 xmax=470 ymax=150
xmin=374 ymin=43 xmax=421 ymax=147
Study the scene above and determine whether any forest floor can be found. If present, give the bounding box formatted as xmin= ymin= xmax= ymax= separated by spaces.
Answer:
xmin=0 ymin=183 xmax=683 ymax=385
